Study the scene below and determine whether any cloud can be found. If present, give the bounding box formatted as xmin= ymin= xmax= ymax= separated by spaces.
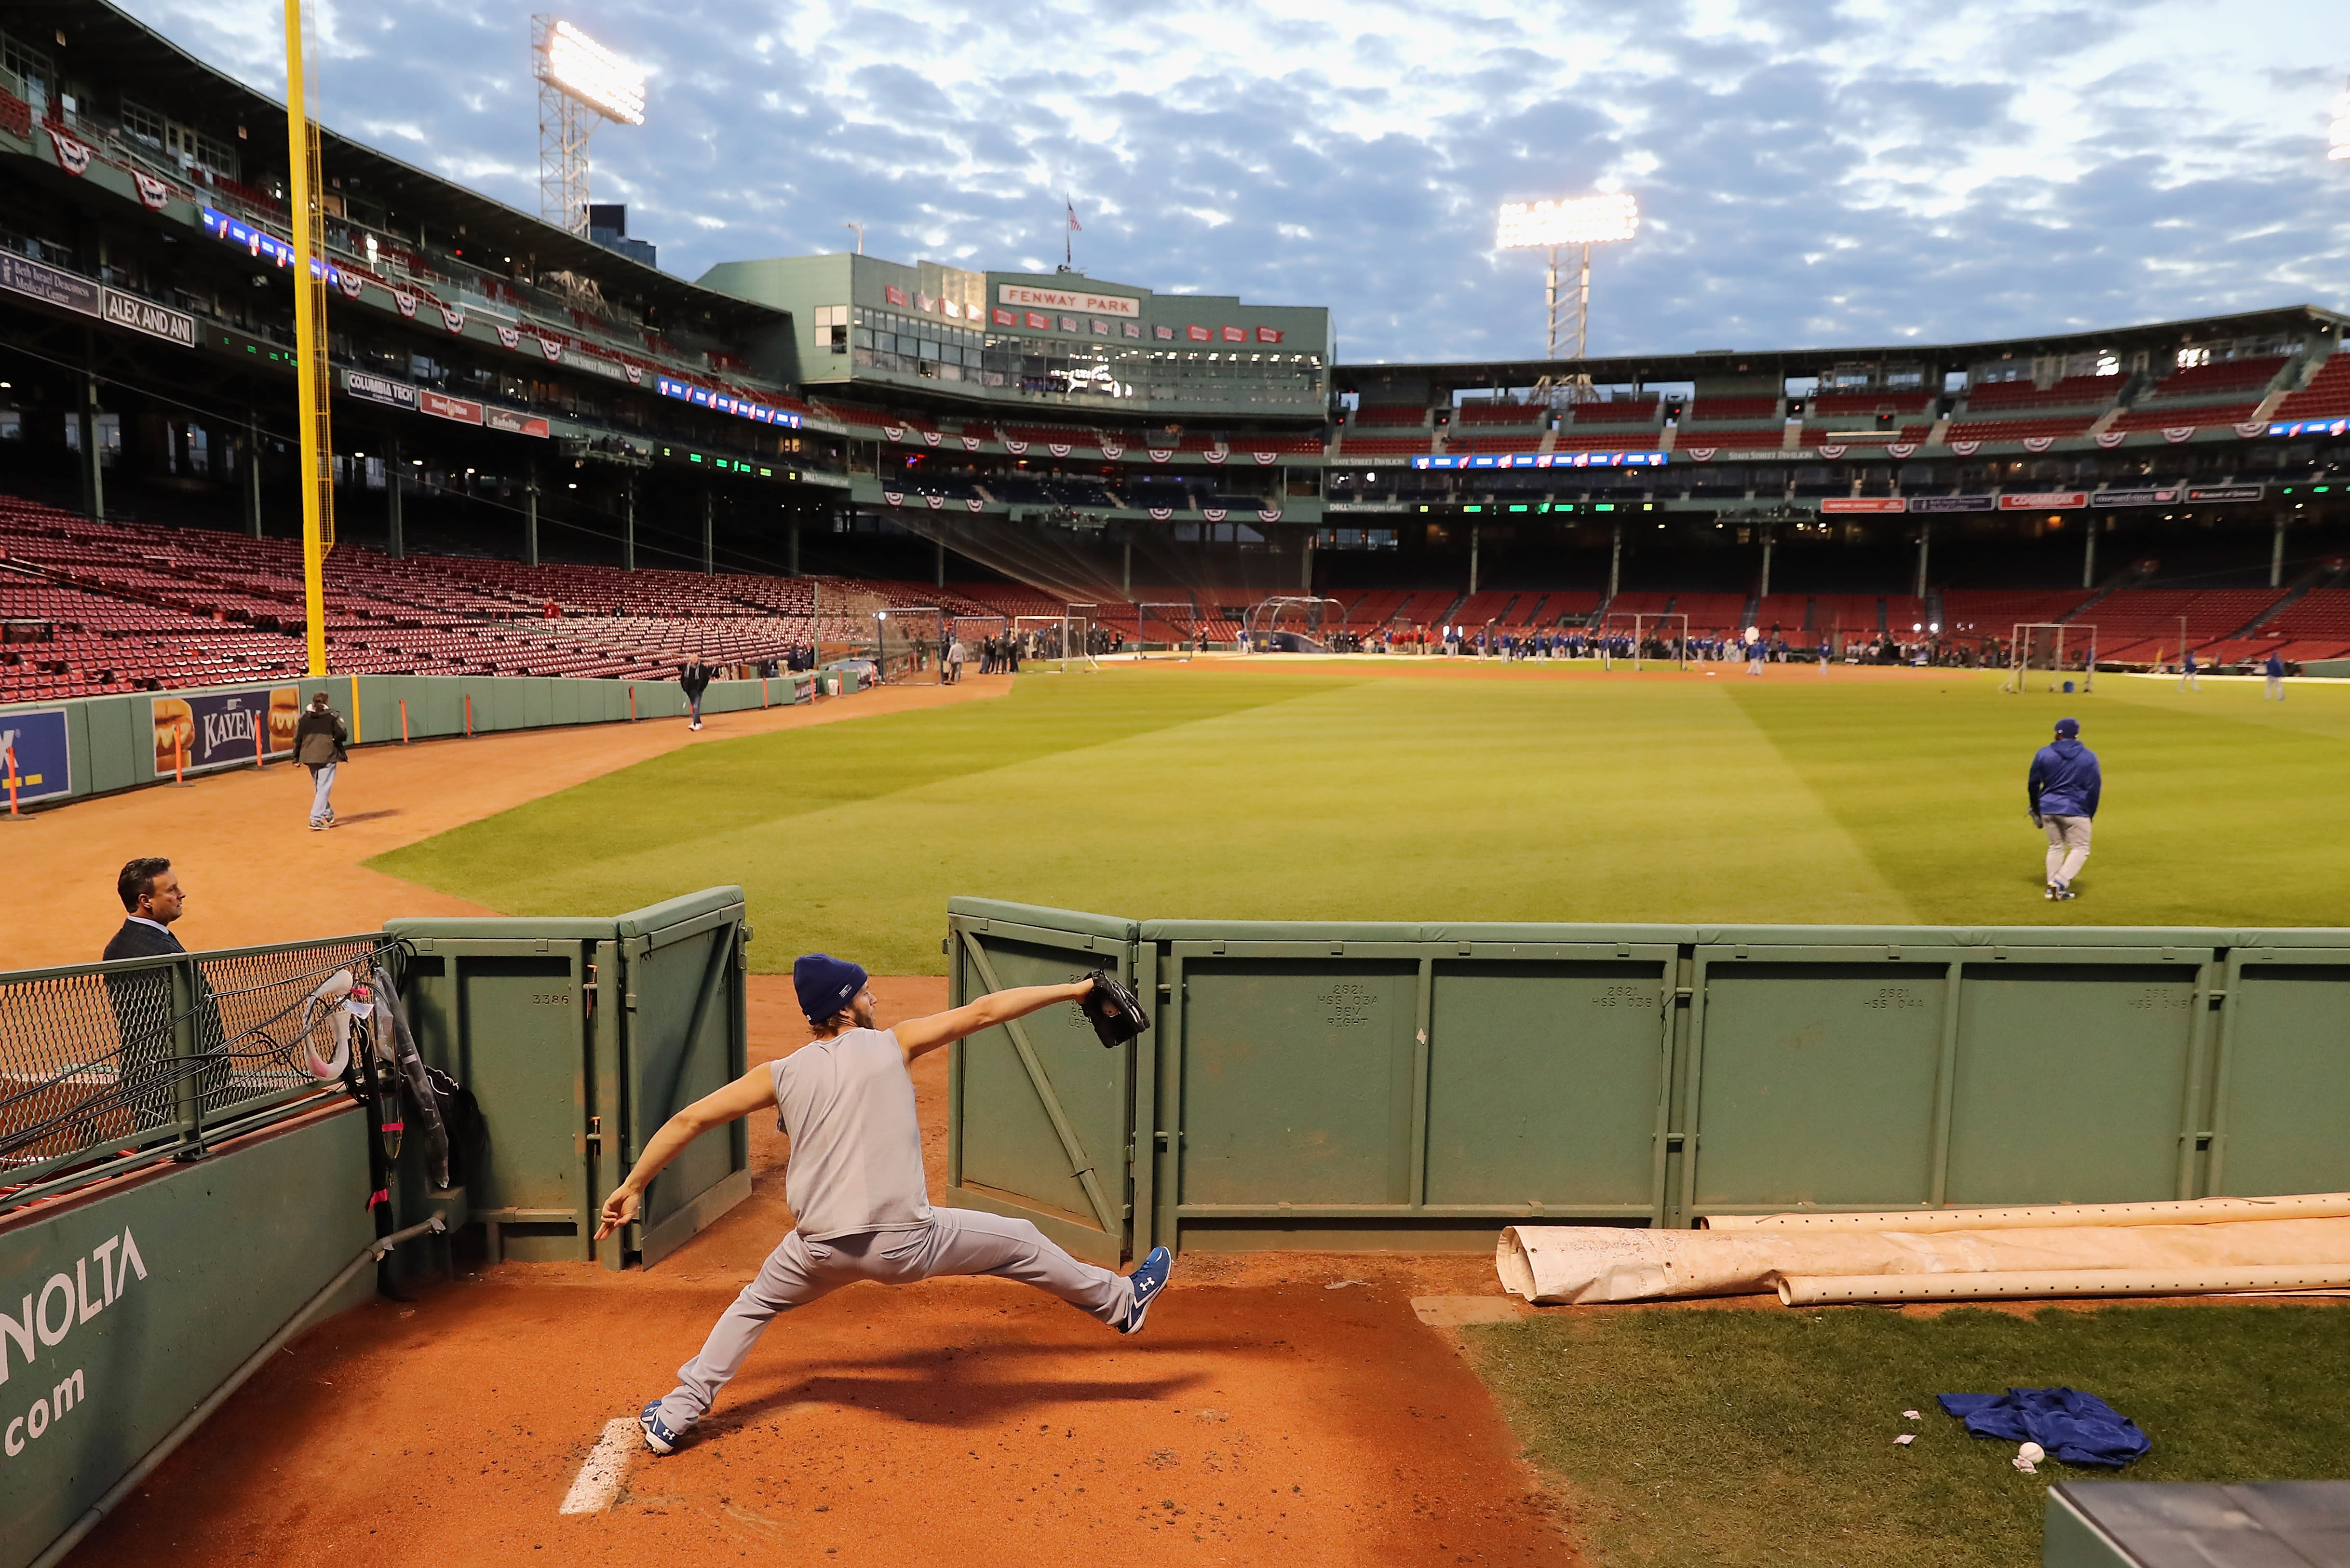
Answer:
xmin=117 ymin=0 xmax=2350 ymax=363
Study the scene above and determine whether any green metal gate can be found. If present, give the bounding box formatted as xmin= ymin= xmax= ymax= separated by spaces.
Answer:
xmin=945 ymin=900 xmax=1140 ymax=1267
xmin=388 ymin=888 xmax=749 ymax=1267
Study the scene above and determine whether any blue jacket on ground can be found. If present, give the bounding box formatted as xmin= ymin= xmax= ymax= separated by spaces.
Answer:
xmin=1938 ymin=1388 xmax=2150 ymax=1468
xmin=2029 ymin=737 xmax=2102 ymax=818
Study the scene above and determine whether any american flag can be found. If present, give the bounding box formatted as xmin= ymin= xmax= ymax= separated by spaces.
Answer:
xmin=1067 ymin=199 xmax=1082 ymax=232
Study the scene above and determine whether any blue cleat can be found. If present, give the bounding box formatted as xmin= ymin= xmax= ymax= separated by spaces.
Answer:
xmin=1118 ymin=1246 xmax=1174 ymax=1336
xmin=639 ymin=1399 xmax=686 ymax=1456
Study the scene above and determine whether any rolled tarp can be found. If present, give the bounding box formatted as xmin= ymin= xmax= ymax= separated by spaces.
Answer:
xmin=1702 ymin=1193 xmax=2350 ymax=1234
xmin=1497 ymin=1216 xmax=2350 ymax=1305
xmin=1778 ymin=1266 xmax=2350 ymax=1307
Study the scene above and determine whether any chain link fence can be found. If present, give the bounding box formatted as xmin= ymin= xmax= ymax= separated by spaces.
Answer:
xmin=0 ymin=933 xmax=391 ymax=1209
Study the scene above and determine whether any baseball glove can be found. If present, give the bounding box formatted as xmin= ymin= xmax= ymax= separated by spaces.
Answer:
xmin=1082 ymin=970 xmax=1150 ymax=1048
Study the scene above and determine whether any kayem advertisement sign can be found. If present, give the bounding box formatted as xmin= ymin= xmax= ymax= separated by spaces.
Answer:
xmin=149 ymin=687 xmax=298 ymax=777
xmin=0 ymin=707 xmax=71 ymax=804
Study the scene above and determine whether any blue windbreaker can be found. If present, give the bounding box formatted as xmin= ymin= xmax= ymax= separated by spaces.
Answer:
xmin=2029 ymin=738 xmax=2102 ymax=818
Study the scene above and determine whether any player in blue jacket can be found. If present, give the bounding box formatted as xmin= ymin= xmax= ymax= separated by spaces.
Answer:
xmin=2027 ymin=716 xmax=2102 ymax=900
xmin=2266 ymin=650 xmax=2286 ymax=702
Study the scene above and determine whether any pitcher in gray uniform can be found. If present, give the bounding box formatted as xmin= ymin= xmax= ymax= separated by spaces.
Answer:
xmin=596 ymin=952 xmax=1174 ymax=1456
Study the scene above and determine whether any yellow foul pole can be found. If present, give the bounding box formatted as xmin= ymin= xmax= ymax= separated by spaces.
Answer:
xmin=283 ymin=0 xmax=334 ymax=676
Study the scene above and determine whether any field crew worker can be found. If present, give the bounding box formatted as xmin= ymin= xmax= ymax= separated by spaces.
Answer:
xmin=2266 ymin=649 xmax=2286 ymax=701
xmin=602 ymin=954 xmax=1174 ymax=1457
xmin=2028 ymin=716 xmax=2101 ymax=902
xmin=296 ymin=691 xmax=348 ymax=831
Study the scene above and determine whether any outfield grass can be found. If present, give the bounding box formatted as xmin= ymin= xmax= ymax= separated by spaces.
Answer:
xmin=368 ymin=662 xmax=2350 ymax=974
xmin=1468 ymin=1302 xmax=2350 ymax=1568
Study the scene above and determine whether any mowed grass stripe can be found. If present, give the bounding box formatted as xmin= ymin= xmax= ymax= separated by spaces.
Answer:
xmin=368 ymin=668 xmax=1337 ymax=901
xmin=1728 ymin=671 xmax=2350 ymax=926
xmin=372 ymin=666 xmax=1909 ymax=975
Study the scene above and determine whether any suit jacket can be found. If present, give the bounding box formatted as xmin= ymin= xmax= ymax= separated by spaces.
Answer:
xmin=103 ymin=919 xmax=186 ymax=962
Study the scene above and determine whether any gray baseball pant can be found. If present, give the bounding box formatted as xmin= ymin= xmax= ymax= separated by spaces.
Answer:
xmin=2044 ymin=814 xmax=2092 ymax=885
xmin=655 ymin=1207 xmax=1134 ymax=1428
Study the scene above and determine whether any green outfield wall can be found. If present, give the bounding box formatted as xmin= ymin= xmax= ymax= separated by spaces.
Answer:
xmin=944 ymin=901 xmax=2350 ymax=1260
xmin=0 ymin=670 xmax=815 ymax=813
xmin=0 ymin=1105 xmax=378 ymax=1568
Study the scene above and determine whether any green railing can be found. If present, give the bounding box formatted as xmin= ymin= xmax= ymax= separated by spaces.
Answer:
xmin=946 ymin=904 xmax=2350 ymax=1259
xmin=0 ymin=933 xmax=391 ymax=1211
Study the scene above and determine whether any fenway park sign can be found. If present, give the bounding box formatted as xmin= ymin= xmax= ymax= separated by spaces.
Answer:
xmin=998 ymin=284 xmax=1139 ymax=318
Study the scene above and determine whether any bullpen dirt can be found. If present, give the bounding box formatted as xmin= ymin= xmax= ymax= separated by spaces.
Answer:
xmin=70 ymin=975 xmax=1568 ymax=1567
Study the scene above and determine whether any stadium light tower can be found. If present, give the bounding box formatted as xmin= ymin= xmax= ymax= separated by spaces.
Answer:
xmin=1496 ymin=192 xmax=1640 ymax=361
xmin=533 ymin=16 xmax=646 ymax=236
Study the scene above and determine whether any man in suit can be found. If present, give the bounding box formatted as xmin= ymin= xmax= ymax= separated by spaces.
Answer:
xmin=103 ymin=856 xmax=191 ymax=1129
xmin=105 ymin=856 xmax=187 ymax=959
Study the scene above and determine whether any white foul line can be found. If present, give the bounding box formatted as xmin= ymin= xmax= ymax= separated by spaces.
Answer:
xmin=560 ymin=1417 xmax=642 ymax=1514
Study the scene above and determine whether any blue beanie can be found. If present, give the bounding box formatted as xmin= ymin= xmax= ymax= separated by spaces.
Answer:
xmin=2054 ymin=717 xmax=2080 ymax=737
xmin=794 ymin=953 xmax=868 ymax=1025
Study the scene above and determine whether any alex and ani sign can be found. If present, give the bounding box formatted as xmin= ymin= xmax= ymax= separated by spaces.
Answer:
xmin=0 ymin=256 xmax=194 ymax=348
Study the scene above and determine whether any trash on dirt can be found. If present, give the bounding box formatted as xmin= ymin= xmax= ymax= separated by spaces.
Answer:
xmin=1325 ymin=1280 xmax=1367 ymax=1290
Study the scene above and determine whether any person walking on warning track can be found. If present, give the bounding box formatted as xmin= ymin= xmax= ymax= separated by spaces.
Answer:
xmin=679 ymin=659 xmax=716 ymax=730
xmin=2179 ymin=648 xmax=2201 ymax=692
xmin=600 ymin=953 xmax=1174 ymax=1458
xmin=2028 ymin=716 xmax=2101 ymax=902
xmin=295 ymin=692 xmax=347 ymax=831
xmin=2266 ymin=649 xmax=2286 ymax=701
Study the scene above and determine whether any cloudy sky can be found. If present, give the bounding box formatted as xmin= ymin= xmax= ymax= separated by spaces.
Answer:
xmin=122 ymin=0 xmax=2350 ymax=364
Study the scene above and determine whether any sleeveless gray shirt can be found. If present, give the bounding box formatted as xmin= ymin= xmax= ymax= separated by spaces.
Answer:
xmin=770 ymin=1027 xmax=933 ymax=1240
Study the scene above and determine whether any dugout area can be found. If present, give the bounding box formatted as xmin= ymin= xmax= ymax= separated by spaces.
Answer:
xmin=9 ymin=891 xmax=2350 ymax=1566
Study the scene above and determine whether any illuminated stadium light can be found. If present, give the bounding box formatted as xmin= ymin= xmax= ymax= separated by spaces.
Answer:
xmin=1495 ymin=192 xmax=1640 ymax=362
xmin=532 ymin=15 xmax=647 ymax=236
xmin=1495 ymin=193 xmax=1640 ymax=249
xmin=541 ymin=19 xmax=646 ymax=125
xmin=2332 ymin=80 xmax=2350 ymax=161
